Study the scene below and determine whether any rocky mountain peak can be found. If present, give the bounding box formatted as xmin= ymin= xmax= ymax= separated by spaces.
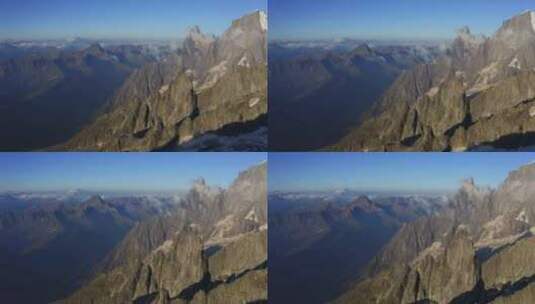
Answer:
xmin=500 ymin=162 xmax=535 ymax=190
xmin=259 ymin=10 xmax=268 ymax=32
xmin=229 ymin=10 xmax=267 ymax=34
xmin=455 ymin=26 xmax=485 ymax=46
xmin=193 ymin=177 xmax=206 ymax=186
xmin=58 ymin=10 xmax=267 ymax=152
xmin=224 ymin=162 xmax=267 ymax=216
xmin=231 ymin=162 xmax=266 ymax=187
xmin=191 ymin=177 xmax=210 ymax=193
xmin=81 ymin=195 xmax=115 ymax=211
xmin=184 ymin=25 xmax=215 ymax=48
xmin=347 ymin=195 xmax=378 ymax=212
xmin=508 ymin=162 xmax=535 ymax=179
xmin=462 ymin=177 xmax=475 ymax=186
xmin=85 ymin=195 xmax=106 ymax=205
xmin=85 ymin=43 xmax=106 ymax=56
xmin=494 ymin=10 xmax=535 ymax=47
xmin=456 ymin=177 xmax=491 ymax=206
xmin=188 ymin=25 xmax=202 ymax=35
xmin=351 ymin=44 xmax=374 ymax=57
xmin=186 ymin=178 xmax=223 ymax=210
xmin=460 ymin=177 xmax=477 ymax=193
xmin=219 ymin=11 xmax=267 ymax=56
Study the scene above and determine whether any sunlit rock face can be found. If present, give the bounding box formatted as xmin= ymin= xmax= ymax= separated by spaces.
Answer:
xmin=335 ymin=163 xmax=535 ymax=304
xmin=59 ymin=11 xmax=267 ymax=152
xmin=62 ymin=163 xmax=267 ymax=304
xmin=331 ymin=10 xmax=535 ymax=152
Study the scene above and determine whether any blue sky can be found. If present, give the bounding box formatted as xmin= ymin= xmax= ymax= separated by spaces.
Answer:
xmin=270 ymin=0 xmax=533 ymax=40
xmin=0 ymin=153 xmax=266 ymax=192
xmin=0 ymin=0 xmax=266 ymax=40
xmin=269 ymin=153 xmax=535 ymax=193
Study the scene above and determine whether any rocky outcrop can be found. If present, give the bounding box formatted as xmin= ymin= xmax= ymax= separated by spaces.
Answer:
xmin=133 ymin=231 xmax=205 ymax=299
xmin=62 ymin=163 xmax=267 ymax=303
xmin=482 ymin=236 xmax=535 ymax=290
xmin=208 ymin=230 xmax=267 ymax=282
xmin=331 ymin=10 xmax=535 ymax=151
xmin=400 ymin=227 xmax=479 ymax=304
xmin=335 ymin=163 xmax=535 ymax=303
xmin=57 ymin=11 xmax=267 ymax=151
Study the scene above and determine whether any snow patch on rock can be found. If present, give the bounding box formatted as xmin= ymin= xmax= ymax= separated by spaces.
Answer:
xmin=198 ymin=60 xmax=228 ymax=91
xmin=516 ymin=209 xmax=529 ymax=223
xmin=179 ymin=134 xmax=193 ymax=144
xmin=155 ymin=239 xmax=174 ymax=254
xmin=475 ymin=231 xmax=526 ymax=249
xmin=529 ymin=105 xmax=535 ymax=117
xmin=509 ymin=57 xmax=521 ymax=69
xmin=259 ymin=11 xmax=267 ymax=32
xmin=467 ymin=61 xmax=500 ymax=96
xmin=412 ymin=241 xmax=444 ymax=265
xmin=238 ymin=55 xmax=250 ymax=68
xmin=159 ymin=84 xmax=169 ymax=95
xmin=426 ymin=86 xmax=440 ymax=98
xmin=245 ymin=208 xmax=259 ymax=222
xmin=248 ymin=97 xmax=260 ymax=108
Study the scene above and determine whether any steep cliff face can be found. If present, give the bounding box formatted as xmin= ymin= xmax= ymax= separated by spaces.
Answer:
xmin=400 ymin=227 xmax=479 ymax=304
xmin=57 ymin=11 xmax=267 ymax=151
xmin=335 ymin=163 xmax=535 ymax=304
xmin=62 ymin=163 xmax=267 ymax=304
xmin=332 ymin=11 xmax=535 ymax=151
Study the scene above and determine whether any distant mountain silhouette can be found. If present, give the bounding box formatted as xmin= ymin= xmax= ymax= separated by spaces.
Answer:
xmin=0 ymin=43 xmax=157 ymax=150
xmin=268 ymin=42 xmax=441 ymax=151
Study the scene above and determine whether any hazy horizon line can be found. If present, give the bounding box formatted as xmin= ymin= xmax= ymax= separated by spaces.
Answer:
xmin=268 ymin=188 xmax=457 ymax=195
xmin=0 ymin=36 xmax=186 ymax=42
xmin=0 ymin=188 xmax=189 ymax=194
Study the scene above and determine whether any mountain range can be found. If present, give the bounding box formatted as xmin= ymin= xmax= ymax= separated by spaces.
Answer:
xmin=0 ymin=11 xmax=266 ymax=152
xmin=0 ymin=193 xmax=178 ymax=303
xmin=56 ymin=11 xmax=267 ymax=152
xmin=269 ymin=192 xmax=448 ymax=303
xmin=333 ymin=163 xmax=535 ymax=303
xmin=0 ymin=43 xmax=158 ymax=150
xmin=61 ymin=162 xmax=267 ymax=304
xmin=331 ymin=10 xmax=535 ymax=151
xmin=0 ymin=163 xmax=267 ymax=303
xmin=268 ymin=40 xmax=442 ymax=150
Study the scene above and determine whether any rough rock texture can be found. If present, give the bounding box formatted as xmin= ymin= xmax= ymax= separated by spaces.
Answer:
xmin=203 ymin=269 xmax=268 ymax=304
xmin=331 ymin=11 xmax=535 ymax=151
xmin=334 ymin=163 xmax=535 ymax=303
xmin=208 ymin=230 xmax=267 ymax=282
xmin=482 ymin=236 xmax=535 ymax=290
xmin=62 ymin=163 xmax=267 ymax=303
xmin=401 ymin=227 xmax=478 ymax=304
xmin=56 ymin=11 xmax=267 ymax=151
xmin=133 ymin=231 xmax=205 ymax=299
